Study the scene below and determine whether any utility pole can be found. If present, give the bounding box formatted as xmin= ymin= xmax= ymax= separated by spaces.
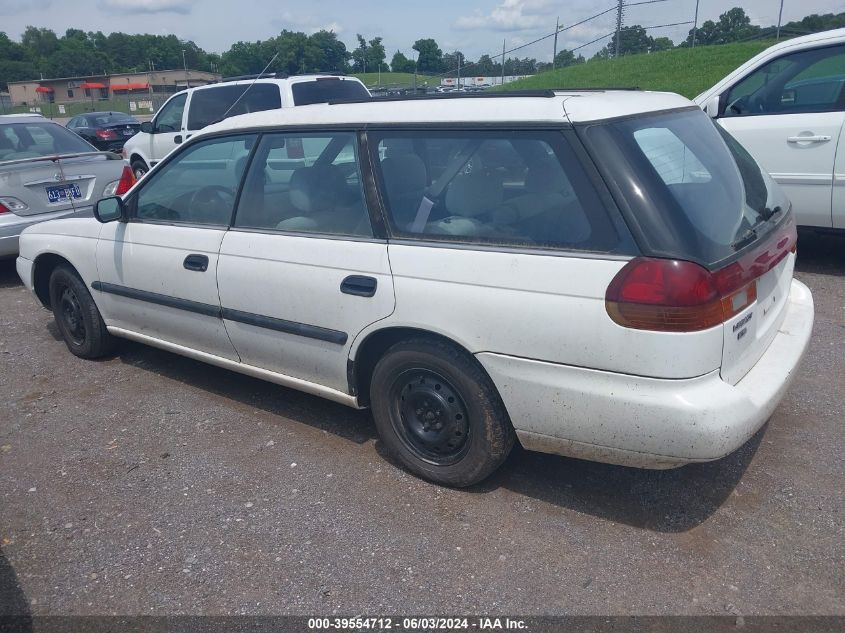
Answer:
xmin=614 ymin=0 xmax=624 ymax=58
xmin=692 ymin=0 xmax=700 ymax=48
xmin=553 ymin=17 xmax=561 ymax=69
xmin=776 ymin=0 xmax=785 ymax=41
xmin=182 ymin=49 xmax=189 ymax=88
xmin=457 ymin=52 xmax=461 ymax=89
xmin=501 ymin=39 xmax=506 ymax=86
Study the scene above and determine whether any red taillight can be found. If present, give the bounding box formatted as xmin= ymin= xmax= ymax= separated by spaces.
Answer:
xmin=95 ymin=128 xmax=118 ymax=140
xmin=0 ymin=202 xmax=9 ymax=214
xmin=115 ymin=165 xmax=136 ymax=195
xmin=606 ymin=216 xmax=796 ymax=332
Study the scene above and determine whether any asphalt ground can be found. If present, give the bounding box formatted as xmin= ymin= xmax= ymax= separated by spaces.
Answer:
xmin=0 ymin=229 xmax=843 ymax=619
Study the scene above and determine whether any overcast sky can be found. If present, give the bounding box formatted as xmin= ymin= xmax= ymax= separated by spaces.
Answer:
xmin=1 ymin=0 xmax=842 ymax=63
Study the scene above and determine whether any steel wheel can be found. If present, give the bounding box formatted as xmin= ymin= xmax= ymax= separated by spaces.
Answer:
xmin=389 ymin=368 xmax=471 ymax=465
xmin=58 ymin=285 xmax=86 ymax=346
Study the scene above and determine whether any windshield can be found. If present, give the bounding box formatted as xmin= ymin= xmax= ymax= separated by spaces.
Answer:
xmin=0 ymin=122 xmax=93 ymax=161
xmin=584 ymin=108 xmax=788 ymax=266
xmin=291 ymin=79 xmax=369 ymax=105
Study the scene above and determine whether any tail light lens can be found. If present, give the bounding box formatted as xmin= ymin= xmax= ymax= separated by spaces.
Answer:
xmin=115 ymin=165 xmax=136 ymax=195
xmin=0 ymin=202 xmax=9 ymax=215
xmin=0 ymin=197 xmax=28 ymax=215
xmin=607 ymin=216 xmax=796 ymax=332
xmin=96 ymin=128 xmax=119 ymax=140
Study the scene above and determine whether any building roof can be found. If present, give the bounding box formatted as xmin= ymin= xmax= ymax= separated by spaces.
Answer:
xmin=199 ymin=90 xmax=692 ymax=136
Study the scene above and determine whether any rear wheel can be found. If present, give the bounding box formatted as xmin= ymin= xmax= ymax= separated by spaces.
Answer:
xmin=370 ymin=338 xmax=514 ymax=487
xmin=48 ymin=265 xmax=115 ymax=359
xmin=131 ymin=159 xmax=148 ymax=180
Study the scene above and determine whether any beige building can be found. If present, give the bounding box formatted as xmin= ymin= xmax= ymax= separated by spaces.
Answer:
xmin=8 ymin=69 xmax=221 ymax=106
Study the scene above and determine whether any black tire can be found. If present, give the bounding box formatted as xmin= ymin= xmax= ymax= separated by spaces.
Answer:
xmin=370 ymin=338 xmax=515 ymax=487
xmin=131 ymin=159 xmax=148 ymax=180
xmin=48 ymin=265 xmax=115 ymax=359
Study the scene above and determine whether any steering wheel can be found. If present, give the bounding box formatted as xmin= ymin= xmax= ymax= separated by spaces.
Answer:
xmin=187 ymin=185 xmax=234 ymax=222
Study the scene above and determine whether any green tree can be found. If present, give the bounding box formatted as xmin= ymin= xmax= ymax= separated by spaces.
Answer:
xmin=602 ymin=25 xmax=653 ymax=57
xmin=650 ymin=37 xmax=675 ymax=52
xmin=308 ymin=30 xmax=349 ymax=73
xmin=390 ymin=51 xmax=415 ymax=73
xmin=412 ymin=38 xmax=445 ymax=73
xmin=553 ymin=49 xmax=586 ymax=68
xmin=685 ymin=7 xmax=761 ymax=45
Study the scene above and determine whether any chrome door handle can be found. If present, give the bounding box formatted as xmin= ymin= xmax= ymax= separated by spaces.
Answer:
xmin=787 ymin=135 xmax=831 ymax=143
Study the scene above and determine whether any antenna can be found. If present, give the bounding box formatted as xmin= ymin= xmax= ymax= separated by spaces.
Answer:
xmin=216 ymin=52 xmax=280 ymax=123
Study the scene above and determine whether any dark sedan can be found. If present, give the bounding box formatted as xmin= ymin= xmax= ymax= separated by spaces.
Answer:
xmin=66 ymin=112 xmax=140 ymax=151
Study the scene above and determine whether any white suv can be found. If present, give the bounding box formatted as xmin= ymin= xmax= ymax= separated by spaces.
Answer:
xmin=123 ymin=75 xmax=370 ymax=179
xmin=696 ymin=28 xmax=845 ymax=229
xmin=16 ymin=91 xmax=814 ymax=486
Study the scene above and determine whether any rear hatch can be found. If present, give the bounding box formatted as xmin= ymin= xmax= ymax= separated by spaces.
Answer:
xmin=583 ymin=108 xmax=796 ymax=385
xmin=1 ymin=119 xmax=124 ymax=215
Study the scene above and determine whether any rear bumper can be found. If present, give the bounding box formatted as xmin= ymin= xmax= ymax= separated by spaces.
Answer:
xmin=0 ymin=207 xmax=93 ymax=258
xmin=478 ymin=279 xmax=814 ymax=469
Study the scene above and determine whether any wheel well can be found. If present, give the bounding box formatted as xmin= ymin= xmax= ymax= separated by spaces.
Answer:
xmin=351 ymin=327 xmax=473 ymax=407
xmin=129 ymin=154 xmax=146 ymax=167
xmin=32 ymin=253 xmax=74 ymax=309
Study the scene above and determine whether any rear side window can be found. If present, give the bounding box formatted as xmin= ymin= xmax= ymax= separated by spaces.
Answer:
xmin=187 ymin=84 xmax=282 ymax=131
xmin=370 ymin=130 xmax=621 ymax=252
xmin=291 ymin=79 xmax=369 ymax=106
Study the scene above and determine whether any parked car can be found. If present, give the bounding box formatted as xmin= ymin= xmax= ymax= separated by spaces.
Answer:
xmin=695 ymin=28 xmax=845 ymax=230
xmin=0 ymin=114 xmax=134 ymax=258
xmin=16 ymin=91 xmax=814 ymax=486
xmin=123 ymin=74 xmax=371 ymax=179
xmin=66 ymin=111 xmax=141 ymax=151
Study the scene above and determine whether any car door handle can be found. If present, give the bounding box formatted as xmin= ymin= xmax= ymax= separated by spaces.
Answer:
xmin=183 ymin=254 xmax=209 ymax=272
xmin=340 ymin=275 xmax=377 ymax=297
xmin=787 ymin=135 xmax=831 ymax=143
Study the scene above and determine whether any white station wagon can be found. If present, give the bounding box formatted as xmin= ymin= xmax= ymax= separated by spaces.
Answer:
xmin=16 ymin=91 xmax=814 ymax=486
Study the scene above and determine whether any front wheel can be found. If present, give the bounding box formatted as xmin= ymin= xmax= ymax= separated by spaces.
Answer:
xmin=370 ymin=338 xmax=515 ymax=487
xmin=48 ymin=265 xmax=115 ymax=359
xmin=131 ymin=159 xmax=148 ymax=180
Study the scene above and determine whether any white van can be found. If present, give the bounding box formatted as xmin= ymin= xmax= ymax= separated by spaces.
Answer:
xmin=695 ymin=28 xmax=845 ymax=229
xmin=17 ymin=91 xmax=814 ymax=486
xmin=123 ymin=75 xmax=370 ymax=179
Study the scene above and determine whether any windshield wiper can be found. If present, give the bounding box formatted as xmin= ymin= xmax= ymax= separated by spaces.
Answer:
xmin=731 ymin=227 xmax=758 ymax=250
xmin=758 ymin=205 xmax=782 ymax=222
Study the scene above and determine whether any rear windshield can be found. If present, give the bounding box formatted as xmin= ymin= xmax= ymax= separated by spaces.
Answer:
xmin=584 ymin=108 xmax=789 ymax=266
xmin=86 ymin=113 xmax=135 ymax=126
xmin=187 ymin=83 xmax=282 ymax=130
xmin=291 ymin=79 xmax=369 ymax=105
xmin=0 ymin=122 xmax=93 ymax=161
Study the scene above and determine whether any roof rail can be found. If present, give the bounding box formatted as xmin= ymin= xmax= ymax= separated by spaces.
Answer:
xmin=221 ymin=72 xmax=347 ymax=83
xmin=329 ymin=90 xmax=559 ymax=105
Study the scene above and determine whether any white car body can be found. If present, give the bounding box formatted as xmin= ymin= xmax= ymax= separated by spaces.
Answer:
xmin=122 ymin=75 xmax=370 ymax=177
xmin=695 ymin=28 xmax=845 ymax=229
xmin=16 ymin=91 xmax=814 ymax=476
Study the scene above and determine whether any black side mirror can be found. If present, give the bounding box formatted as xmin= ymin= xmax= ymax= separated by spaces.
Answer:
xmin=140 ymin=121 xmax=153 ymax=134
xmin=94 ymin=196 xmax=125 ymax=223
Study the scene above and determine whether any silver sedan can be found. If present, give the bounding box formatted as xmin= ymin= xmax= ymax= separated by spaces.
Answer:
xmin=1 ymin=114 xmax=133 ymax=258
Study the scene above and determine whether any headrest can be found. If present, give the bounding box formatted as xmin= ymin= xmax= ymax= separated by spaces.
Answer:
xmin=381 ymin=153 xmax=427 ymax=194
xmin=525 ymin=160 xmax=567 ymax=195
xmin=289 ymin=165 xmax=346 ymax=213
xmin=445 ymin=170 xmax=503 ymax=218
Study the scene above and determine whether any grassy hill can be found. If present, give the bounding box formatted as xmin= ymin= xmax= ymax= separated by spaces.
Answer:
xmin=352 ymin=72 xmax=438 ymax=88
xmin=499 ymin=41 xmax=775 ymax=98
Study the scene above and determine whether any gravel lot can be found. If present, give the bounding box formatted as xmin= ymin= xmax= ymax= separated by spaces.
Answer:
xmin=0 ymin=230 xmax=843 ymax=617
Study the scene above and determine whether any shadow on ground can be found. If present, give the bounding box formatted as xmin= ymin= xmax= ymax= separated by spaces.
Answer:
xmin=0 ymin=260 xmax=21 ymax=289
xmin=796 ymin=228 xmax=845 ymax=276
xmin=0 ymin=548 xmax=32 ymax=631
xmin=116 ymin=339 xmax=758 ymax=533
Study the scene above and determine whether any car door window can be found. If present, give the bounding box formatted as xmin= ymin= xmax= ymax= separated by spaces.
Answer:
xmin=154 ymin=93 xmax=187 ymax=132
xmin=724 ymin=44 xmax=845 ymax=117
xmin=371 ymin=130 xmax=620 ymax=251
xmin=233 ymin=131 xmax=372 ymax=237
xmin=134 ymin=134 xmax=256 ymax=226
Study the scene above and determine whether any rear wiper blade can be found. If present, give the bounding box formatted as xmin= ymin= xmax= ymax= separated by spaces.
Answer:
xmin=731 ymin=227 xmax=758 ymax=250
xmin=758 ymin=205 xmax=782 ymax=222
